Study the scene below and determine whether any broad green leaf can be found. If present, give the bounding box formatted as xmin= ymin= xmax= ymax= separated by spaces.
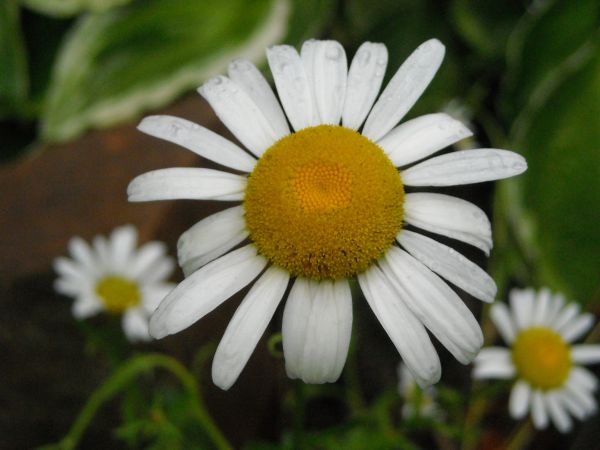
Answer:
xmin=0 ymin=0 xmax=29 ymax=117
xmin=20 ymin=0 xmax=132 ymax=17
xmin=41 ymin=0 xmax=289 ymax=142
xmin=503 ymin=0 xmax=600 ymax=118
xmin=450 ymin=0 xmax=524 ymax=59
xmin=509 ymin=49 xmax=600 ymax=305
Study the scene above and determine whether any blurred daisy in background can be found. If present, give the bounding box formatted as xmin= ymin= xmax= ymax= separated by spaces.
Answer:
xmin=398 ymin=362 xmax=440 ymax=420
xmin=128 ymin=38 xmax=527 ymax=389
xmin=54 ymin=225 xmax=175 ymax=342
xmin=474 ymin=288 xmax=600 ymax=433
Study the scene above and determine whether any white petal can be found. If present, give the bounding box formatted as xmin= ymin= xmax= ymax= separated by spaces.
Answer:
xmin=531 ymin=390 xmax=550 ymax=429
xmin=72 ymin=296 xmax=102 ymax=319
xmin=177 ymin=206 xmax=248 ymax=277
xmin=228 ymin=58 xmax=290 ymax=139
xmin=404 ymin=193 xmax=492 ymax=255
xmin=363 ymin=39 xmax=445 ymax=141
xmin=267 ymin=45 xmax=316 ymax=131
xmin=545 ymin=391 xmax=573 ymax=433
xmin=109 ymin=225 xmax=138 ymax=269
xmin=381 ymin=247 xmax=483 ymax=364
xmin=129 ymin=242 xmax=170 ymax=280
xmin=572 ymin=345 xmax=600 ymax=365
xmin=128 ymin=168 xmax=246 ymax=202
xmin=569 ymin=366 xmax=599 ymax=391
xmin=401 ymin=149 xmax=527 ymax=186
xmin=138 ymin=115 xmax=257 ymax=172
xmin=509 ymin=288 xmax=535 ymax=330
xmin=149 ymin=245 xmax=267 ymax=339
xmin=551 ymin=302 xmax=581 ymax=332
xmin=558 ymin=313 xmax=594 ymax=343
xmin=556 ymin=388 xmax=590 ymax=420
xmin=55 ymin=278 xmax=85 ymax=296
xmin=212 ymin=267 xmax=289 ymax=390
xmin=473 ymin=347 xmax=515 ymax=379
xmin=565 ymin=377 xmax=598 ymax=415
xmin=490 ymin=302 xmax=517 ymax=343
xmin=342 ymin=42 xmax=387 ymax=130
xmin=54 ymin=257 xmax=88 ymax=283
xmin=137 ymin=258 xmax=174 ymax=286
xmin=509 ymin=380 xmax=531 ymax=419
xmin=141 ymin=283 xmax=175 ymax=314
xmin=92 ymin=235 xmax=111 ymax=270
xmin=68 ymin=237 xmax=98 ymax=276
xmin=358 ymin=265 xmax=441 ymax=387
xmin=282 ymin=278 xmax=352 ymax=384
xmin=531 ymin=288 xmax=553 ymax=326
xmin=398 ymin=229 xmax=496 ymax=302
xmin=545 ymin=292 xmax=566 ymax=326
xmin=301 ymin=40 xmax=347 ymax=124
xmin=198 ymin=76 xmax=278 ymax=156
xmin=377 ymin=113 xmax=472 ymax=167
xmin=122 ymin=309 xmax=151 ymax=342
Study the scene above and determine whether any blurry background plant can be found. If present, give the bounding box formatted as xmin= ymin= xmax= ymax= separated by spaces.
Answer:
xmin=1 ymin=0 xmax=599 ymax=449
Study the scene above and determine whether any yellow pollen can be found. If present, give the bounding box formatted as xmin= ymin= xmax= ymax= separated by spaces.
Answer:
xmin=512 ymin=327 xmax=571 ymax=390
xmin=95 ymin=275 xmax=141 ymax=314
xmin=244 ymin=125 xmax=404 ymax=280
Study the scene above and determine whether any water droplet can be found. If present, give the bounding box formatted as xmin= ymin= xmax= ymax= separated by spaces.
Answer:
xmin=357 ymin=48 xmax=371 ymax=66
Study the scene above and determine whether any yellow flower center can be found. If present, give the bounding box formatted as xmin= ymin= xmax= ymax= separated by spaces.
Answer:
xmin=512 ymin=327 xmax=571 ymax=390
xmin=244 ymin=125 xmax=404 ymax=280
xmin=95 ymin=275 xmax=141 ymax=314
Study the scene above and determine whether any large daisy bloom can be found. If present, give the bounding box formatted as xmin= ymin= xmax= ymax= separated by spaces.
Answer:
xmin=473 ymin=288 xmax=600 ymax=433
xmin=54 ymin=225 xmax=176 ymax=342
xmin=128 ymin=38 xmax=527 ymax=390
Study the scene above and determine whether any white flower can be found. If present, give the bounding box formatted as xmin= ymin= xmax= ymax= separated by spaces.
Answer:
xmin=54 ymin=225 xmax=176 ymax=342
xmin=474 ymin=288 xmax=600 ymax=433
xmin=128 ymin=38 xmax=527 ymax=390
xmin=398 ymin=362 xmax=440 ymax=419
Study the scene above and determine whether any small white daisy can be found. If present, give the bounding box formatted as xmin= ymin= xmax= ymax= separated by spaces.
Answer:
xmin=398 ymin=362 xmax=440 ymax=419
xmin=474 ymin=288 xmax=600 ymax=433
xmin=128 ymin=38 xmax=527 ymax=390
xmin=54 ymin=225 xmax=176 ymax=342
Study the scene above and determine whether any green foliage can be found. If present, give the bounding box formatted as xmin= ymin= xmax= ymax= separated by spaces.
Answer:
xmin=495 ymin=0 xmax=600 ymax=304
xmin=0 ymin=0 xmax=29 ymax=118
xmin=21 ymin=0 xmax=132 ymax=17
xmin=40 ymin=0 xmax=287 ymax=142
xmin=513 ymin=50 xmax=600 ymax=304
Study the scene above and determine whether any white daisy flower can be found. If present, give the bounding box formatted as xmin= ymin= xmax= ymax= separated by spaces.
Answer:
xmin=128 ymin=38 xmax=527 ymax=390
xmin=54 ymin=225 xmax=176 ymax=342
xmin=398 ymin=362 xmax=440 ymax=419
xmin=474 ymin=288 xmax=600 ymax=433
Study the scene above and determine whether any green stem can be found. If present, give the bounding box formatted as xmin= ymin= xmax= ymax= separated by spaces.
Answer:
xmin=292 ymin=380 xmax=306 ymax=450
xmin=504 ymin=420 xmax=534 ymax=450
xmin=39 ymin=353 xmax=231 ymax=450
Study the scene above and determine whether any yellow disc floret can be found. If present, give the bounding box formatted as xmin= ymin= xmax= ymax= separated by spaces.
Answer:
xmin=95 ymin=275 xmax=141 ymax=314
xmin=512 ymin=327 xmax=571 ymax=390
xmin=244 ymin=125 xmax=404 ymax=280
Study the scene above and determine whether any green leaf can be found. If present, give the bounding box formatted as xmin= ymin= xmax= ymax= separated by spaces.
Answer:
xmin=510 ymin=48 xmax=600 ymax=305
xmin=41 ymin=0 xmax=290 ymax=143
xmin=0 ymin=0 xmax=29 ymax=117
xmin=503 ymin=0 xmax=600 ymax=118
xmin=20 ymin=0 xmax=132 ymax=17
xmin=450 ymin=0 xmax=524 ymax=59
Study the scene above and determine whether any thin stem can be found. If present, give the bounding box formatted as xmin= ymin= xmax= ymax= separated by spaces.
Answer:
xmin=292 ymin=380 xmax=306 ymax=450
xmin=504 ymin=420 xmax=534 ymax=450
xmin=39 ymin=353 xmax=231 ymax=450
